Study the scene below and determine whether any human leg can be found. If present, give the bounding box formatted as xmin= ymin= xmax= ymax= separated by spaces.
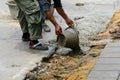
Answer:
xmin=28 ymin=22 xmax=48 ymax=50
xmin=15 ymin=0 xmax=48 ymax=50
xmin=17 ymin=8 xmax=30 ymax=41
xmin=42 ymin=21 xmax=51 ymax=32
xmin=38 ymin=0 xmax=51 ymax=32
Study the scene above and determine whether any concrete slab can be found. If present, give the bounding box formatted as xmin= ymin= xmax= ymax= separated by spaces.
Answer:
xmin=88 ymin=71 xmax=119 ymax=79
xmin=96 ymin=57 xmax=120 ymax=64
xmin=87 ymin=42 xmax=120 ymax=80
xmin=92 ymin=64 xmax=120 ymax=71
xmin=105 ymin=42 xmax=120 ymax=48
xmin=87 ymin=77 xmax=117 ymax=80
xmin=100 ymin=47 xmax=120 ymax=58
xmin=100 ymin=52 xmax=120 ymax=58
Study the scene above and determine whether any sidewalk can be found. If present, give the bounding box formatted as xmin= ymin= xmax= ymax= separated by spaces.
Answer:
xmin=87 ymin=42 xmax=120 ymax=80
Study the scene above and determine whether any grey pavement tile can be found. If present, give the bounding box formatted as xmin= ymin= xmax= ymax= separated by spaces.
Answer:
xmin=92 ymin=64 xmax=120 ymax=71
xmin=87 ymin=77 xmax=117 ymax=80
xmin=87 ymin=43 xmax=120 ymax=80
xmin=105 ymin=42 xmax=120 ymax=48
xmin=100 ymin=47 xmax=120 ymax=54
xmin=88 ymin=71 xmax=119 ymax=78
xmin=100 ymin=49 xmax=120 ymax=58
xmin=96 ymin=58 xmax=120 ymax=64
xmin=100 ymin=43 xmax=120 ymax=58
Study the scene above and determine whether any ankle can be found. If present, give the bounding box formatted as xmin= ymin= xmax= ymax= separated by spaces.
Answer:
xmin=23 ymin=32 xmax=29 ymax=36
xmin=22 ymin=32 xmax=30 ymax=38
xmin=22 ymin=32 xmax=30 ymax=41
xmin=30 ymin=40 xmax=39 ymax=46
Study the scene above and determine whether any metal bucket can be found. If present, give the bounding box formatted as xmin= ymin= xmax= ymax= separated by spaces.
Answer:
xmin=6 ymin=0 xmax=19 ymax=20
xmin=57 ymin=27 xmax=80 ymax=51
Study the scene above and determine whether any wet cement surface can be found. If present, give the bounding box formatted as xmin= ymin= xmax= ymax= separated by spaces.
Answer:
xmin=0 ymin=1 xmax=59 ymax=79
xmin=0 ymin=0 xmax=8 ymax=10
xmin=0 ymin=0 xmax=9 ymax=17
xmin=0 ymin=23 xmax=52 ymax=80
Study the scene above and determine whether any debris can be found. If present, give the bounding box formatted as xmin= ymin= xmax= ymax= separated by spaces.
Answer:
xmin=41 ymin=46 xmax=58 ymax=63
xmin=75 ymin=3 xmax=84 ymax=6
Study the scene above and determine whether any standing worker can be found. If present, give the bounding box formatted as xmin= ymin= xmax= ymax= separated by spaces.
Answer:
xmin=38 ymin=0 xmax=74 ymax=30
xmin=14 ymin=0 xmax=74 ymax=50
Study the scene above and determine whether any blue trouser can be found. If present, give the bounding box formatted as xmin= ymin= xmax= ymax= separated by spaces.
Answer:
xmin=38 ymin=0 xmax=51 ymax=21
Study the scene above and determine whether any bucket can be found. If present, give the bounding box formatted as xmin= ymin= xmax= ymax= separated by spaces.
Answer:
xmin=6 ymin=0 xmax=19 ymax=20
xmin=57 ymin=27 xmax=80 ymax=51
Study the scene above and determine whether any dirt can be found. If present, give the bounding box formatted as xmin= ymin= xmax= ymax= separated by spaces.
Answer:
xmin=24 ymin=44 xmax=104 ymax=80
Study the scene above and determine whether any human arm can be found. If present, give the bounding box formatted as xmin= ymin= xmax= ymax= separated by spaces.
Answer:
xmin=53 ymin=0 xmax=74 ymax=27
xmin=56 ymin=7 xmax=74 ymax=28
xmin=45 ymin=10 xmax=62 ymax=35
xmin=38 ymin=0 xmax=62 ymax=35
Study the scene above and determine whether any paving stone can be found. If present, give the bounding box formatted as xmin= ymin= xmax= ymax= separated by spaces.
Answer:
xmin=96 ymin=58 xmax=120 ymax=64
xmin=105 ymin=42 xmax=120 ymax=48
xmin=100 ymin=43 xmax=120 ymax=58
xmin=100 ymin=47 xmax=120 ymax=57
xmin=92 ymin=64 xmax=120 ymax=71
xmin=87 ymin=43 xmax=120 ymax=80
xmin=100 ymin=52 xmax=120 ymax=58
xmin=100 ymin=47 xmax=120 ymax=54
xmin=87 ymin=77 xmax=117 ymax=80
xmin=88 ymin=71 xmax=119 ymax=78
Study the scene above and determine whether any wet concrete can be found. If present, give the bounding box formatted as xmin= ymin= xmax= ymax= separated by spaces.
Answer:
xmin=0 ymin=0 xmax=8 ymax=10
xmin=0 ymin=0 xmax=9 ymax=18
xmin=60 ymin=0 xmax=120 ymax=52
xmin=0 ymin=1 xmax=60 ymax=79
xmin=0 ymin=2 xmax=57 ymax=78
xmin=0 ymin=22 xmax=52 ymax=80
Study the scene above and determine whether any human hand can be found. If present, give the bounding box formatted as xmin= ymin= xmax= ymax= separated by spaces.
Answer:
xmin=65 ymin=18 xmax=74 ymax=28
xmin=55 ymin=25 xmax=62 ymax=35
